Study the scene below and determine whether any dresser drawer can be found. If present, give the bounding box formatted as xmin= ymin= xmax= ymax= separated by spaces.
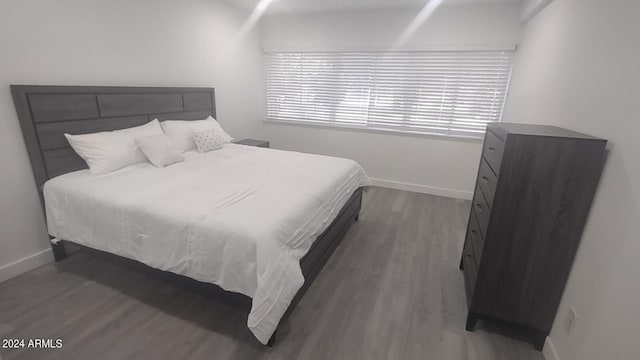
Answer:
xmin=477 ymin=158 xmax=498 ymax=209
xmin=483 ymin=130 xmax=505 ymax=174
xmin=472 ymin=185 xmax=491 ymax=237
xmin=462 ymin=240 xmax=478 ymax=304
xmin=467 ymin=210 xmax=485 ymax=262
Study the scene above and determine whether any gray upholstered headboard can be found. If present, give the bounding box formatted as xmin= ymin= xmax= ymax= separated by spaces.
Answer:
xmin=11 ymin=85 xmax=216 ymax=201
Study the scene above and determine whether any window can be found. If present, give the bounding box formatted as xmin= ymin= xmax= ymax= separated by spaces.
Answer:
xmin=265 ymin=50 xmax=514 ymax=138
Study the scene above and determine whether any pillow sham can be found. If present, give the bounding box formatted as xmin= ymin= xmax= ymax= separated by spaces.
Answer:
xmin=135 ymin=135 xmax=185 ymax=168
xmin=160 ymin=116 xmax=233 ymax=153
xmin=193 ymin=128 xmax=231 ymax=153
xmin=65 ymin=119 xmax=163 ymax=174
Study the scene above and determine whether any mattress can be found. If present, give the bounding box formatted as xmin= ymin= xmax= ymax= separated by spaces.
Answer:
xmin=44 ymin=144 xmax=370 ymax=344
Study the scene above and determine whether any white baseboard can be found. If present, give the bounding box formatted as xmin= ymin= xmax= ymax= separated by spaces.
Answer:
xmin=0 ymin=248 xmax=53 ymax=284
xmin=543 ymin=337 xmax=561 ymax=360
xmin=370 ymin=178 xmax=473 ymax=200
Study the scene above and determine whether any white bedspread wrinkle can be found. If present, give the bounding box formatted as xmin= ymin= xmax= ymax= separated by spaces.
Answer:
xmin=44 ymin=144 xmax=370 ymax=344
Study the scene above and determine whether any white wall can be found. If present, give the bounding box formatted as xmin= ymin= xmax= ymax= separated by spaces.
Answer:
xmin=520 ymin=0 xmax=554 ymax=22
xmin=0 ymin=0 xmax=263 ymax=282
xmin=504 ymin=0 xmax=640 ymax=359
xmin=257 ymin=3 xmax=523 ymax=199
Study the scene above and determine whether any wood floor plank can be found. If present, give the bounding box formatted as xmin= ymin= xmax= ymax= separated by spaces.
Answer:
xmin=0 ymin=186 xmax=544 ymax=360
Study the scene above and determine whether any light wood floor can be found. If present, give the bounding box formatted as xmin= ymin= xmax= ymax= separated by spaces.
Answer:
xmin=0 ymin=187 xmax=544 ymax=360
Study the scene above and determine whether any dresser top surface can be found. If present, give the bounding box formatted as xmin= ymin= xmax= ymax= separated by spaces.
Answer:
xmin=489 ymin=123 xmax=605 ymax=141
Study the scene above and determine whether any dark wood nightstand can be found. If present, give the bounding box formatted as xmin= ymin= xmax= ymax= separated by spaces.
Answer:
xmin=233 ymin=139 xmax=270 ymax=148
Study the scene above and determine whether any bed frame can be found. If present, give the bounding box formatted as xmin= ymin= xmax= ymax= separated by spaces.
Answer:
xmin=11 ymin=85 xmax=363 ymax=346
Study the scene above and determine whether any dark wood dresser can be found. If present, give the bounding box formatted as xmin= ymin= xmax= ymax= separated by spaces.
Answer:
xmin=461 ymin=123 xmax=607 ymax=350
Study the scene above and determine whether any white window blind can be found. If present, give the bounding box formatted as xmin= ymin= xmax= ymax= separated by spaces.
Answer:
xmin=265 ymin=50 xmax=514 ymax=138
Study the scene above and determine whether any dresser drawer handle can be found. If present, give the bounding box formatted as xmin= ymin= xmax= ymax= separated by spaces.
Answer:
xmin=470 ymin=229 xmax=478 ymax=237
xmin=488 ymin=147 xmax=495 ymax=152
xmin=475 ymin=203 xmax=483 ymax=212
xmin=481 ymin=176 xmax=489 ymax=183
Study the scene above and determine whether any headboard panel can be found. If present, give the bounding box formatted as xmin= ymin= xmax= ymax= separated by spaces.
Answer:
xmin=11 ymin=85 xmax=216 ymax=200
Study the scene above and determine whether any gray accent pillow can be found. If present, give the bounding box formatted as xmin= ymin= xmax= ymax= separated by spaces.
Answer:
xmin=193 ymin=128 xmax=231 ymax=153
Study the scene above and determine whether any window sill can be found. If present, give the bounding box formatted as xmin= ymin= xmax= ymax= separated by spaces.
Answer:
xmin=263 ymin=119 xmax=486 ymax=143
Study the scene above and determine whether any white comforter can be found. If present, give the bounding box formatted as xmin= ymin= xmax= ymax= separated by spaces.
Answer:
xmin=44 ymin=144 xmax=370 ymax=344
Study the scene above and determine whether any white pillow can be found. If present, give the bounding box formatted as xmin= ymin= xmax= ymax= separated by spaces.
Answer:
xmin=193 ymin=129 xmax=231 ymax=153
xmin=160 ymin=116 xmax=233 ymax=153
xmin=135 ymin=135 xmax=185 ymax=168
xmin=65 ymin=119 xmax=163 ymax=174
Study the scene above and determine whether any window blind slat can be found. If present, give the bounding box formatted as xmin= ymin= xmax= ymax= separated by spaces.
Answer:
xmin=266 ymin=50 xmax=513 ymax=138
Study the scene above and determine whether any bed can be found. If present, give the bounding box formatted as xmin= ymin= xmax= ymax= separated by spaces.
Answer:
xmin=11 ymin=85 xmax=370 ymax=345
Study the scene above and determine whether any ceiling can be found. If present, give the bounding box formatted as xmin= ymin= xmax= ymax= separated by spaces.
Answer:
xmin=230 ymin=0 xmax=523 ymax=14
